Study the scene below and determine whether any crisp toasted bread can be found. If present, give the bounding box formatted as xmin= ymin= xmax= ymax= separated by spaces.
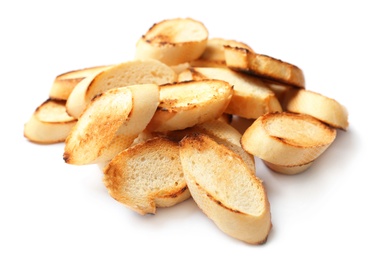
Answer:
xmin=66 ymin=59 xmax=176 ymax=118
xmin=224 ymin=46 xmax=305 ymax=88
xmin=178 ymin=67 xmax=282 ymax=119
xmin=179 ymin=133 xmax=272 ymax=244
xmin=103 ymin=136 xmax=190 ymax=215
xmin=64 ymin=84 xmax=159 ymax=165
xmin=49 ymin=65 xmax=112 ymax=100
xmin=241 ymin=112 xmax=337 ymax=174
xmin=147 ymin=79 xmax=233 ymax=132
xmin=24 ymin=99 xmax=77 ymax=144
xmin=135 ymin=18 xmax=208 ymax=66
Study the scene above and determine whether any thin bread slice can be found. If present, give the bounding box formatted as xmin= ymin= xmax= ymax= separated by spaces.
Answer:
xmin=282 ymin=88 xmax=349 ymax=130
xmin=147 ymin=79 xmax=233 ymax=132
xmin=179 ymin=133 xmax=272 ymax=244
xmin=66 ymin=59 xmax=176 ymax=118
xmin=64 ymin=84 xmax=160 ymax=165
xmin=189 ymin=37 xmax=254 ymax=68
xmin=241 ymin=112 xmax=337 ymax=168
xmin=49 ymin=65 xmax=112 ymax=100
xmin=191 ymin=120 xmax=255 ymax=173
xmin=103 ymin=136 xmax=190 ymax=215
xmin=264 ymin=160 xmax=314 ymax=175
xmin=178 ymin=67 xmax=282 ymax=119
xmin=24 ymin=99 xmax=77 ymax=144
xmin=224 ymin=46 xmax=305 ymax=88
xmin=135 ymin=18 xmax=208 ymax=66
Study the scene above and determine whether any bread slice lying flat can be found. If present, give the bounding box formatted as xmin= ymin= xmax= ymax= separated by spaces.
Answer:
xmin=66 ymin=59 xmax=176 ymax=118
xmin=189 ymin=37 xmax=253 ymax=68
xmin=241 ymin=112 xmax=337 ymax=174
xmin=224 ymin=45 xmax=305 ymax=88
xmin=179 ymin=133 xmax=272 ymax=244
xmin=103 ymin=136 xmax=190 ymax=215
xmin=49 ymin=65 xmax=112 ymax=100
xmin=64 ymin=84 xmax=159 ymax=165
xmin=178 ymin=67 xmax=282 ymax=119
xmin=135 ymin=18 xmax=208 ymax=66
xmin=147 ymin=79 xmax=233 ymax=132
xmin=24 ymin=99 xmax=77 ymax=144
xmin=282 ymin=88 xmax=349 ymax=130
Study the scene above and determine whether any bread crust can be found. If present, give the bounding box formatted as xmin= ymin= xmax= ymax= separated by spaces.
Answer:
xmin=224 ymin=46 xmax=305 ymax=88
xmin=103 ymin=137 xmax=190 ymax=215
xmin=135 ymin=18 xmax=209 ymax=66
xmin=241 ymin=112 xmax=337 ymax=168
xmin=179 ymin=133 xmax=271 ymax=244
xmin=24 ymin=99 xmax=77 ymax=144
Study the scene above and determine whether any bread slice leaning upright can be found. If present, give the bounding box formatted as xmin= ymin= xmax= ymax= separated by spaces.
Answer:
xmin=179 ymin=133 xmax=272 ymax=244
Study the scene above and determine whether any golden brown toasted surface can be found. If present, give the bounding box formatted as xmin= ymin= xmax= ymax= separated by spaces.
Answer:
xmin=178 ymin=66 xmax=282 ymax=119
xmin=147 ymin=79 xmax=233 ymax=132
xmin=24 ymin=99 xmax=77 ymax=144
xmin=103 ymin=136 xmax=190 ymax=215
xmin=241 ymin=112 xmax=337 ymax=168
xmin=179 ymin=133 xmax=271 ymax=244
xmin=224 ymin=46 xmax=305 ymax=88
xmin=135 ymin=18 xmax=209 ymax=65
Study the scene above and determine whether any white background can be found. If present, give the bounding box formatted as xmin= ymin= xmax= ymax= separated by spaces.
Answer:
xmin=1 ymin=0 xmax=377 ymax=259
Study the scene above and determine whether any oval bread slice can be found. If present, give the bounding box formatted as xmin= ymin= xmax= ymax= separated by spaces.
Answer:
xmin=64 ymin=84 xmax=160 ymax=165
xmin=179 ymin=133 xmax=272 ymax=244
xmin=135 ymin=18 xmax=208 ymax=66
xmin=224 ymin=45 xmax=305 ymax=88
xmin=241 ymin=112 xmax=337 ymax=167
xmin=24 ymin=99 xmax=77 ymax=144
xmin=49 ymin=65 xmax=112 ymax=100
xmin=189 ymin=37 xmax=254 ymax=68
xmin=178 ymin=67 xmax=282 ymax=119
xmin=66 ymin=59 xmax=176 ymax=118
xmin=103 ymin=136 xmax=190 ymax=215
xmin=283 ymin=88 xmax=349 ymax=130
xmin=147 ymin=79 xmax=233 ymax=132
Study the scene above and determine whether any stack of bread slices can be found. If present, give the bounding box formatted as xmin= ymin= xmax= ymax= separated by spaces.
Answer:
xmin=24 ymin=17 xmax=348 ymax=245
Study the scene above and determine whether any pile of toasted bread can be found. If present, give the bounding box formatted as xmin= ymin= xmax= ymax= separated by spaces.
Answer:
xmin=24 ymin=17 xmax=348 ymax=245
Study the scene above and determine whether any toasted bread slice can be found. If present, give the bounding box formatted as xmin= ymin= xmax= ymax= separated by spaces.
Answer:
xmin=264 ymin=160 xmax=314 ymax=175
xmin=66 ymin=59 xmax=176 ymax=118
xmin=24 ymin=99 xmax=77 ymax=144
xmin=135 ymin=18 xmax=208 ymax=66
xmin=178 ymin=67 xmax=282 ymax=119
xmin=147 ymin=79 xmax=233 ymax=132
xmin=49 ymin=65 xmax=112 ymax=100
xmin=64 ymin=84 xmax=160 ymax=165
xmin=103 ymin=136 xmax=190 ymax=215
xmin=162 ymin=120 xmax=255 ymax=173
xmin=179 ymin=133 xmax=272 ymax=244
xmin=189 ymin=37 xmax=254 ymax=68
xmin=224 ymin=46 xmax=305 ymax=88
xmin=282 ymin=88 xmax=349 ymax=130
xmin=241 ymin=112 xmax=337 ymax=172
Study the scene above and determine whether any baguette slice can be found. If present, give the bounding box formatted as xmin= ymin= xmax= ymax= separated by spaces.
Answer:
xmin=178 ymin=67 xmax=282 ymax=119
xmin=282 ymin=88 xmax=349 ymax=130
xmin=179 ymin=133 xmax=272 ymax=244
xmin=66 ymin=59 xmax=176 ymax=118
xmin=163 ymin=120 xmax=255 ymax=173
xmin=241 ymin=112 xmax=337 ymax=171
xmin=147 ymin=79 xmax=233 ymax=132
xmin=49 ymin=65 xmax=112 ymax=100
xmin=189 ymin=37 xmax=254 ymax=68
xmin=135 ymin=18 xmax=208 ymax=66
xmin=24 ymin=99 xmax=77 ymax=144
xmin=64 ymin=84 xmax=159 ymax=165
xmin=224 ymin=46 xmax=305 ymax=88
xmin=103 ymin=136 xmax=190 ymax=215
